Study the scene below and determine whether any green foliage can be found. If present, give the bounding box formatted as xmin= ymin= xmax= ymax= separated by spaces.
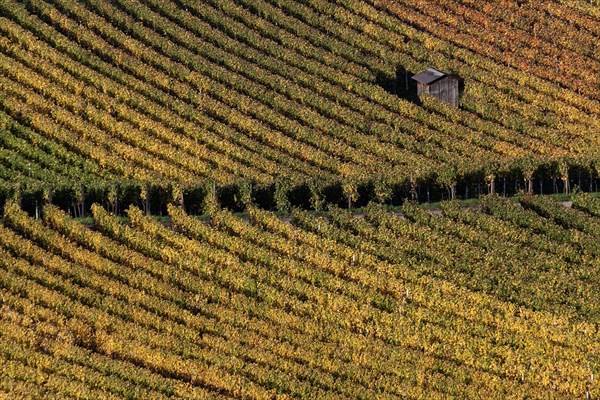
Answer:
xmin=0 ymin=0 xmax=597 ymax=215
xmin=201 ymin=180 xmax=219 ymax=215
xmin=370 ymin=293 xmax=396 ymax=313
xmin=307 ymin=179 xmax=326 ymax=212
xmin=373 ymin=176 xmax=392 ymax=205
xmin=235 ymin=179 xmax=253 ymax=210
xmin=3 ymin=201 xmax=599 ymax=398
xmin=274 ymin=178 xmax=291 ymax=213
xmin=341 ymin=178 xmax=359 ymax=209
xmin=572 ymin=192 xmax=600 ymax=218
xmin=435 ymin=164 xmax=458 ymax=200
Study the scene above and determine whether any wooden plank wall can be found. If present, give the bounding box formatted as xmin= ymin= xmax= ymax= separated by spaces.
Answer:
xmin=428 ymin=77 xmax=458 ymax=107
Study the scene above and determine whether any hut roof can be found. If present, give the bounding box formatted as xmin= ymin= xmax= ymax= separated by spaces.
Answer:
xmin=411 ymin=68 xmax=446 ymax=85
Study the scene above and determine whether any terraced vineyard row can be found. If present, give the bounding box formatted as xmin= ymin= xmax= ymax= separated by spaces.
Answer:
xmin=0 ymin=195 xmax=598 ymax=398
xmin=0 ymin=0 xmax=598 ymax=211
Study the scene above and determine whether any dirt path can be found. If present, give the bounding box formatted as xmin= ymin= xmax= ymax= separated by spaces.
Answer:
xmin=350 ymin=199 xmax=573 ymax=220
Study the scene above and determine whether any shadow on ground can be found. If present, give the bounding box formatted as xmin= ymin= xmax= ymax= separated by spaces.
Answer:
xmin=375 ymin=66 xmax=421 ymax=105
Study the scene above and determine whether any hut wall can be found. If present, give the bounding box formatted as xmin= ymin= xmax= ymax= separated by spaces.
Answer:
xmin=446 ymin=76 xmax=459 ymax=107
xmin=417 ymin=82 xmax=429 ymax=96
xmin=428 ymin=77 xmax=459 ymax=107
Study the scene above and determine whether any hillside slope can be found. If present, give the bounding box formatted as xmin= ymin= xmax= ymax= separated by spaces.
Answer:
xmin=0 ymin=196 xmax=599 ymax=398
xmin=0 ymin=0 xmax=599 ymax=209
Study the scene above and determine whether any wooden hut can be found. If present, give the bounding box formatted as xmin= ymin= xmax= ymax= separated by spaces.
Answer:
xmin=411 ymin=68 xmax=459 ymax=107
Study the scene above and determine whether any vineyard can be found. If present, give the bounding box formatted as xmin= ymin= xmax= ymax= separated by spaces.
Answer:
xmin=0 ymin=0 xmax=599 ymax=212
xmin=0 ymin=194 xmax=598 ymax=398
xmin=1 ymin=0 xmax=600 ymax=398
